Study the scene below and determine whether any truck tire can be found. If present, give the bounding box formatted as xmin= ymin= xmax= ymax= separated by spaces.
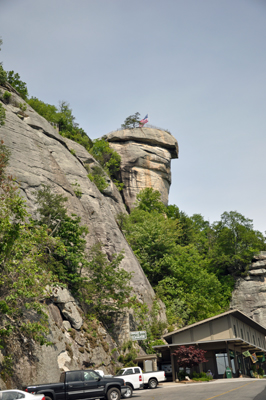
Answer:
xmin=148 ymin=378 xmax=158 ymax=389
xmin=107 ymin=387 xmax=121 ymax=400
xmin=122 ymin=386 xmax=133 ymax=398
xmin=45 ymin=396 xmax=52 ymax=400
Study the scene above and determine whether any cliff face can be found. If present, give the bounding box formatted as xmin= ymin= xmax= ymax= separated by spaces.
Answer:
xmin=231 ymin=252 xmax=266 ymax=327
xmin=0 ymin=89 xmax=168 ymax=388
xmin=106 ymin=128 xmax=179 ymax=211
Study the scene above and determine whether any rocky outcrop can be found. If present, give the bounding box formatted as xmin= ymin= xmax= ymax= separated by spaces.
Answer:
xmin=0 ymin=88 xmax=167 ymax=388
xmin=231 ymin=252 xmax=266 ymax=327
xmin=105 ymin=127 xmax=179 ymax=211
xmin=0 ymin=89 xmax=159 ymax=310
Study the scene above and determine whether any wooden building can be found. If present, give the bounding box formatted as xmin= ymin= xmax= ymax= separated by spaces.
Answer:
xmin=153 ymin=309 xmax=266 ymax=380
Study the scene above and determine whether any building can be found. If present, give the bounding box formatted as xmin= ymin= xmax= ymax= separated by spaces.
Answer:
xmin=153 ymin=309 xmax=266 ymax=380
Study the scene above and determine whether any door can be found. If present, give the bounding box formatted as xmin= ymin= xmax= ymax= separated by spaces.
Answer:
xmin=66 ymin=371 xmax=84 ymax=400
xmin=83 ymin=370 xmax=105 ymax=399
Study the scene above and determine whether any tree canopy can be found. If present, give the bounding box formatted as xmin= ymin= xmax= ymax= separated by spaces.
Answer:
xmin=121 ymin=112 xmax=141 ymax=129
xmin=121 ymin=188 xmax=266 ymax=328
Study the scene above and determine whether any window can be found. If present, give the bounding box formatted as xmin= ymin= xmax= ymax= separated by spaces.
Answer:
xmin=240 ymin=329 xmax=244 ymax=339
xmin=124 ymin=369 xmax=133 ymax=375
xmin=2 ymin=393 xmax=25 ymax=400
xmin=67 ymin=371 xmax=82 ymax=382
xmin=247 ymin=331 xmax=250 ymax=342
xmin=84 ymin=371 xmax=100 ymax=381
xmin=134 ymin=368 xmax=141 ymax=374
xmin=233 ymin=325 xmax=237 ymax=337
xmin=253 ymin=335 xmax=256 ymax=345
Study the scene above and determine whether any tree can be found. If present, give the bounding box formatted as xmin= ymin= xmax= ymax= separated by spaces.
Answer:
xmin=121 ymin=112 xmax=141 ymax=129
xmin=0 ymin=142 xmax=58 ymax=347
xmin=83 ymin=243 xmax=133 ymax=318
xmin=135 ymin=187 xmax=166 ymax=214
xmin=210 ymin=211 xmax=266 ymax=276
xmin=172 ymin=346 xmax=208 ymax=374
xmin=6 ymin=71 xmax=28 ymax=99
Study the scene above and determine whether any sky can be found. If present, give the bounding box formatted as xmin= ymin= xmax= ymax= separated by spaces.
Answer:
xmin=1 ymin=0 xmax=266 ymax=233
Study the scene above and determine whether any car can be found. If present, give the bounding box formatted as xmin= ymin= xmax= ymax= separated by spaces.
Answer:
xmin=0 ymin=390 xmax=45 ymax=400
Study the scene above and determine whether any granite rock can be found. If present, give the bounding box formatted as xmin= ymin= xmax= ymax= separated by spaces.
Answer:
xmin=105 ymin=127 xmax=178 ymax=211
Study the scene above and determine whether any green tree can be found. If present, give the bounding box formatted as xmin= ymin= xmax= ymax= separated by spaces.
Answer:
xmin=34 ymin=185 xmax=88 ymax=290
xmin=83 ymin=243 xmax=133 ymax=318
xmin=124 ymin=208 xmax=180 ymax=286
xmin=91 ymin=139 xmax=121 ymax=177
xmin=135 ymin=187 xmax=166 ymax=214
xmin=0 ymin=142 xmax=58 ymax=347
xmin=121 ymin=112 xmax=141 ymax=129
xmin=210 ymin=211 xmax=266 ymax=276
xmin=156 ymin=245 xmax=231 ymax=326
xmin=6 ymin=71 xmax=28 ymax=99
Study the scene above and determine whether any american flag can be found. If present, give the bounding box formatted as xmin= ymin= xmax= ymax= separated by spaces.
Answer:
xmin=139 ymin=114 xmax=148 ymax=126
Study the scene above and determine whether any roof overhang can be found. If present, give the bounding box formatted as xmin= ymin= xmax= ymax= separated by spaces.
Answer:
xmin=153 ymin=338 xmax=266 ymax=353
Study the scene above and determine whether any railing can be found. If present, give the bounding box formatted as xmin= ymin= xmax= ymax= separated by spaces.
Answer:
xmin=109 ymin=124 xmax=172 ymax=136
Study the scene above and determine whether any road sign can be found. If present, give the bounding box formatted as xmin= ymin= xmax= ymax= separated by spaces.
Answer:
xmin=130 ymin=331 xmax=147 ymax=341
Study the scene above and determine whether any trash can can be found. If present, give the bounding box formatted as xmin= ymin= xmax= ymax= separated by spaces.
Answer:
xmin=225 ymin=367 xmax=232 ymax=378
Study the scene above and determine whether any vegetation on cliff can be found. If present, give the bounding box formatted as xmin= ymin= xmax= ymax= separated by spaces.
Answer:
xmin=0 ymin=142 xmax=134 ymax=357
xmin=120 ymin=188 xmax=266 ymax=328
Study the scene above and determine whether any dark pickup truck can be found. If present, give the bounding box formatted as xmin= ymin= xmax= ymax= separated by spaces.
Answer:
xmin=26 ymin=370 xmax=128 ymax=400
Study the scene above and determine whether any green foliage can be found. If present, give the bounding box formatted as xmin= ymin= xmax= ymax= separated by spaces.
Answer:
xmin=88 ymin=165 xmax=108 ymax=193
xmin=0 ymin=65 xmax=7 ymax=86
xmin=0 ymin=104 xmax=5 ymax=126
xmin=0 ymin=355 xmax=13 ymax=380
xmin=118 ymin=341 xmax=138 ymax=367
xmin=6 ymin=71 xmax=28 ymax=100
xmin=71 ymin=181 xmax=82 ymax=198
xmin=82 ymin=243 xmax=133 ymax=317
xmin=27 ymin=97 xmax=92 ymax=151
xmin=19 ymin=102 xmax=27 ymax=112
xmin=27 ymin=97 xmax=59 ymax=123
xmin=135 ymin=188 xmax=166 ymax=213
xmin=34 ymin=184 xmax=88 ymax=291
xmin=123 ymin=207 xmax=180 ymax=286
xmin=122 ymin=188 xmax=263 ymax=328
xmin=209 ymin=211 xmax=266 ymax=277
xmin=121 ymin=112 xmax=141 ymax=129
xmin=0 ymin=146 xmax=60 ymax=348
xmin=3 ymin=91 xmax=11 ymax=103
xmin=90 ymin=139 xmax=121 ymax=178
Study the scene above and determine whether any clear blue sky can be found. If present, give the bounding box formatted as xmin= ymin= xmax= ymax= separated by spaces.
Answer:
xmin=1 ymin=0 xmax=266 ymax=232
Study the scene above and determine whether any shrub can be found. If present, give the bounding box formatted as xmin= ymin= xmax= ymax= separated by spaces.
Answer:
xmin=88 ymin=165 xmax=108 ymax=193
xmin=3 ymin=91 xmax=11 ymax=103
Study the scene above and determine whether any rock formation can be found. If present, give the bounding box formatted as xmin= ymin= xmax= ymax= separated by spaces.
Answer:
xmin=231 ymin=252 xmax=266 ymax=327
xmin=105 ymin=127 xmax=179 ymax=211
xmin=0 ymin=88 xmax=169 ymax=388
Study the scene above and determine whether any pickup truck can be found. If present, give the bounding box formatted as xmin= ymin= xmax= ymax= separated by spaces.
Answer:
xmin=26 ymin=370 xmax=127 ymax=400
xmin=114 ymin=366 xmax=166 ymax=390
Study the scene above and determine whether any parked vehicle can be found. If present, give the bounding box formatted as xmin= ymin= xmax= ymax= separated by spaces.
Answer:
xmin=115 ymin=366 xmax=166 ymax=390
xmin=0 ymin=390 xmax=45 ymax=400
xmin=26 ymin=369 xmax=127 ymax=400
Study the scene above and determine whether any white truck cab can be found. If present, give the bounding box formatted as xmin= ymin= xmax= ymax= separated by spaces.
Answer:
xmin=115 ymin=366 xmax=166 ymax=390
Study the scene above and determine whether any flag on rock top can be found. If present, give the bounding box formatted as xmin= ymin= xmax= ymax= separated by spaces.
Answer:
xmin=139 ymin=114 xmax=148 ymax=126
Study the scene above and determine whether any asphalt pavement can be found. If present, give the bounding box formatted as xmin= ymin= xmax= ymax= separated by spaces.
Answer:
xmin=135 ymin=378 xmax=266 ymax=400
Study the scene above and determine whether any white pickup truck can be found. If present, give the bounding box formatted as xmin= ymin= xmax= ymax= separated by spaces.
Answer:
xmin=115 ymin=366 xmax=166 ymax=390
